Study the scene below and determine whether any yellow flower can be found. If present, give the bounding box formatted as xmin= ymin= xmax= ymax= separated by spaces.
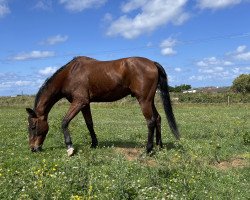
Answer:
xmin=71 ymin=195 xmax=83 ymax=200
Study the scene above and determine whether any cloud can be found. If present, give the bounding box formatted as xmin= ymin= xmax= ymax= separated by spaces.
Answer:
xmin=196 ymin=57 xmax=233 ymax=67
xmin=0 ymin=72 xmax=33 ymax=95
xmin=0 ymin=0 xmax=10 ymax=18
xmin=103 ymin=13 xmax=113 ymax=22
xmin=40 ymin=34 xmax=68 ymax=45
xmin=15 ymin=80 xmax=31 ymax=86
xmin=33 ymin=0 xmax=52 ymax=11
xmin=194 ymin=57 xmax=233 ymax=81
xmin=39 ymin=66 xmax=57 ymax=76
xmin=0 ymin=67 xmax=58 ymax=96
xmin=160 ymin=37 xmax=177 ymax=56
xmin=174 ymin=67 xmax=182 ymax=72
xmin=107 ymin=0 xmax=189 ymax=39
xmin=235 ymin=51 xmax=250 ymax=61
xmin=59 ymin=0 xmax=107 ymax=12
xmin=11 ymin=50 xmax=55 ymax=61
xmin=197 ymin=0 xmax=242 ymax=10
xmin=121 ymin=0 xmax=147 ymax=13
xmin=234 ymin=46 xmax=250 ymax=61
xmin=192 ymin=46 xmax=250 ymax=83
xmin=236 ymin=45 xmax=247 ymax=53
xmin=228 ymin=45 xmax=250 ymax=61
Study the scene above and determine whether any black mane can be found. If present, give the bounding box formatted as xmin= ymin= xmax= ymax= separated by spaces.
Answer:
xmin=34 ymin=57 xmax=79 ymax=108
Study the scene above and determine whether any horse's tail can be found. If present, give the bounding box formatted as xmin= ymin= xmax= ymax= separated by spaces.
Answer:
xmin=155 ymin=62 xmax=180 ymax=140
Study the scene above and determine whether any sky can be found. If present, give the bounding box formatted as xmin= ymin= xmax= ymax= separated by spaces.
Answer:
xmin=0 ymin=0 xmax=250 ymax=96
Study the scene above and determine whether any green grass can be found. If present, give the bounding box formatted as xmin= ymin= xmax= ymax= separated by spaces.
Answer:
xmin=0 ymin=100 xmax=249 ymax=199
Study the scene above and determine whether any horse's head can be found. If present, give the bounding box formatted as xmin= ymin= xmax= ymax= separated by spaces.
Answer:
xmin=26 ymin=108 xmax=49 ymax=152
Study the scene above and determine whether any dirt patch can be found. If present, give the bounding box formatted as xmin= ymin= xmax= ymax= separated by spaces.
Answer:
xmin=115 ymin=147 xmax=157 ymax=167
xmin=213 ymin=158 xmax=248 ymax=170
xmin=116 ymin=147 xmax=141 ymax=161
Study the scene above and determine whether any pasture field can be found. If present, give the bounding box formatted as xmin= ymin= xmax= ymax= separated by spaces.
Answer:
xmin=0 ymin=99 xmax=249 ymax=199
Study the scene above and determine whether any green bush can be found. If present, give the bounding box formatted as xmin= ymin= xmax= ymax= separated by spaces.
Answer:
xmin=172 ymin=93 xmax=250 ymax=104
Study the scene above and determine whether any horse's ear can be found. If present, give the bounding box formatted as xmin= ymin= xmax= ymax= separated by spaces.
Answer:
xmin=26 ymin=108 xmax=37 ymax=118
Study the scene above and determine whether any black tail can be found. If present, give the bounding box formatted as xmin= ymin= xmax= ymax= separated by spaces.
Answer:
xmin=155 ymin=62 xmax=180 ymax=140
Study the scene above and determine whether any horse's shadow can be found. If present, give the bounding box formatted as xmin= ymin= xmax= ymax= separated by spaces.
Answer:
xmin=165 ymin=142 xmax=184 ymax=151
xmin=44 ymin=141 xmax=183 ymax=153
xmin=98 ymin=140 xmax=141 ymax=148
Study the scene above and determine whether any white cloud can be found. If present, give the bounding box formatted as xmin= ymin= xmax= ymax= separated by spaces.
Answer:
xmin=197 ymin=0 xmax=242 ymax=10
xmin=107 ymin=0 xmax=189 ymax=39
xmin=230 ymin=45 xmax=250 ymax=61
xmin=15 ymin=80 xmax=31 ymax=86
xmin=121 ymin=0 xmax=147 ymax=13
xmin=198 ymin=66 xmax=224 ymax=74
xmin=160 ymin=37 xmax=177 ymax=56
xmin=41 ymin=34 xmax=68 ymax=45
xmin=0 ymin=0 xmax=10 ymax=18
xmin=175 ymin=67 xmax=182 ymax=72
xmin=103 ymin=13 xmax=113 ymax=22
xmin=33 ymin=0 xmax=52 ymax=11
xmin=189 ymin=75 xmax=211 ymax=81
xmin=236 ymin=45 xmax=247 ymax=53
xmin=196 ymin=57 xmax=233 ymax=67
xmin=232 ymin=67 xmax=240 ymax=74
xmin=194 ymin=56 xmax=236 ymax=81
xmin=39 ymin=66 xmax=57 ymax=76
xmin=11 ymin=51 xmax=55 ymax=61
xmin=192 ymin=46 xmax=250 ymax=83
xmin=235 ymin=52 xmax=250 ymax=61
xmin=59 ymin=0 xmax=107 ymax=12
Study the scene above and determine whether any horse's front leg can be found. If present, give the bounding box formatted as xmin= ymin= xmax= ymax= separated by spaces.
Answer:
xmin=62 ymin=102 xmax=84 ymax=156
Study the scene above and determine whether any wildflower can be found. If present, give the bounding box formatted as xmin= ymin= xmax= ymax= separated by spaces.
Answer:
xmin=71 ymin=195 xmax=83 ymax=200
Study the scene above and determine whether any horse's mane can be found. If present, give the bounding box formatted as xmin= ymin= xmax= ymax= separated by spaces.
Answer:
xmin=34 ymin=57 xmax=79 ymax=108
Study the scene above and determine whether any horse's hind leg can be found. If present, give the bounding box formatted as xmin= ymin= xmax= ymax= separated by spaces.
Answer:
xmin=81 ymin=104 xmax=98 ymax=148
xmin=153 ymin=104 xmax=163 ymax=148
xmin=139 ymin=101 xmax=157 ymax=153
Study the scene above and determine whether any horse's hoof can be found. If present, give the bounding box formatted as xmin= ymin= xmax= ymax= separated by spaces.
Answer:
xmin=67 ymin=147 xmax=74 ymax=156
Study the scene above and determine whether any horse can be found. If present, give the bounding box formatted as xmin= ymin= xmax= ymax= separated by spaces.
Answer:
xmin=26 ymin=56 xmax=180 ymax=156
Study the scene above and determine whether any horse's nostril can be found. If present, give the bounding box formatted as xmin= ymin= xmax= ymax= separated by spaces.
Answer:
xmin=31 ymin=146 xmax=42 ymax=152
xmin=36 ymin=146 xmax=42 ymax=152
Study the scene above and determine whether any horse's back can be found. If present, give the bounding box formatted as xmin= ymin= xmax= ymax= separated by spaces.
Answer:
xmin=63 ymin=57 xmax=159 ymax=102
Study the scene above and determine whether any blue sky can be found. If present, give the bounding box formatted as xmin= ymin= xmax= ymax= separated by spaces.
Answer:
xmin=0 ymin=0 xmax=250 ymax=96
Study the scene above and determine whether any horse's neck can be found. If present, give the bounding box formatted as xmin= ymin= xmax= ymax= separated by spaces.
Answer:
xmin=35 ymin=88 xmax=61 ymax=118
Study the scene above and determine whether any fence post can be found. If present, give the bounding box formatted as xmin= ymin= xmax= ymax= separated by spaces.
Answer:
xmin=227 ymin=95 xmax=230 ymax=106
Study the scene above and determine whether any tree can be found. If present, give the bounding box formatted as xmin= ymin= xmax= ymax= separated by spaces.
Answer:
xmin=169 ymin=84 xmax=191 ymax=92
xmin=231 ymin=74 xmax=250 ymax=93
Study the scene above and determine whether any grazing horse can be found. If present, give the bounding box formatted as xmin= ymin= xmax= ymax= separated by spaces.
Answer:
xmin=26 ymin=56 xmax=180 ymax=156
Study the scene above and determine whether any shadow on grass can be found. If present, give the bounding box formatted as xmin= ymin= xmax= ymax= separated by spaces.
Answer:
xmin=98 ymin=140 xmax=143 ymax=148
xmin=43 ymin=141 xmax=184 ymax=155
xmin=164 ymin=142 xmax=184 ymax=151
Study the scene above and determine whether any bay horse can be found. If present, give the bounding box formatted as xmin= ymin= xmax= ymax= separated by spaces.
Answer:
xmin=26 ymin=56 xmax=180 ymax=156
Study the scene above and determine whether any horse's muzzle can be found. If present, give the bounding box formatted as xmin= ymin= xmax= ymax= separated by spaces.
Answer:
xmin=31 ymin=146 xmax=42 ymax=152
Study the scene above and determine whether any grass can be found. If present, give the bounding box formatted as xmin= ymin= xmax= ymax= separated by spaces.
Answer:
xmin=0 ymin=99 xmax=249 ymax=199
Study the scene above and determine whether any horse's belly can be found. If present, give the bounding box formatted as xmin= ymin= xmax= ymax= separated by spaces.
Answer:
xmin=90 ymin=87 xmax=131 ymax=102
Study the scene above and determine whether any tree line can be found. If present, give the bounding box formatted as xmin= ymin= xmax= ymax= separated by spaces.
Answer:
xmin=169 ymin=74 xmax=250 ymax=93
